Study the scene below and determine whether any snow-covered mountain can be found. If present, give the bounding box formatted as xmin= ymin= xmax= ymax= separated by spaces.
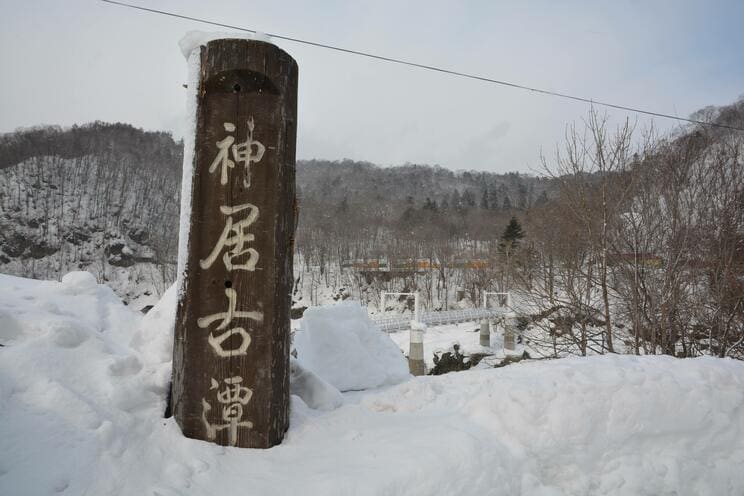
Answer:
xmin=0 ymin=122 xmax=548 ymax=307
xmin=0 ymin=123 xmax=181 ymax=307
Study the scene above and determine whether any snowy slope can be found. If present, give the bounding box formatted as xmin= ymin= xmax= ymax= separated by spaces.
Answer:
xmin=0 ymin=154 xmax=179 ymax=308
xmin=1 ymin=273 xmax=743 ymax=496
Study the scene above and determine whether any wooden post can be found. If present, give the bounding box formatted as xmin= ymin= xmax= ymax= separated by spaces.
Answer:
xmin=479 ymin=320 xmax=490 ymax=347
xmin=172 ymin=39 xmax=297 ymax=449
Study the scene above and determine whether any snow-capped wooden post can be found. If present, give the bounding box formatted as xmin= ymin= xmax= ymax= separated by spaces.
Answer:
xmin=480 ymin=320 xmax=490 ymax=347
xmin=172 ymin=38 xmax=297 ymax=449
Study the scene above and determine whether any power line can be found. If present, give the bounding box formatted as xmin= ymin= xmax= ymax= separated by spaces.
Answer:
xmin=100 ymin=0 xmax=744 ymax=133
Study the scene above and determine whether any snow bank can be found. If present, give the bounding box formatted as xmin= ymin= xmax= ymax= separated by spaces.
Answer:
xmin=294 ymin=301 xmax=410 ymax=391
xmin=358 ymin=355 xmax=744 ymax=495
xmin=0 ymin=271 xmax=138 ymax=347
xmin=2 ymin=274 xmax=744 ymax=495
xmin=129 ymin=282 xmax=177 ymax=391
xmin=0 ymin=272 xmax=147 ymax=495
xmin=289 ymin=357 xmax=343 ymax=411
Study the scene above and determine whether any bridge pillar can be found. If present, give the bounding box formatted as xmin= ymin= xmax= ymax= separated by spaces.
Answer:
xmin=479 ymin=320 xmax=490 ymax=347
xmin=504 ymin=312 xmax=517 ymax=351
xmin=409 ymin=322 xmax=426 ymax=376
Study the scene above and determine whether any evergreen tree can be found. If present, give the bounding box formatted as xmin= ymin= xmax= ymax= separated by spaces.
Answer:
xmin=480 ymin=189 xmax=489 ymax=209
xmin=502 ymin=195 xmax=512 ymax=210
xmin=423 ymin=197 xmax=438 ymax=212
xmin=499 ymin=216 xmax=524 ymax=252
xmin=441 ymin=193 xmax=450 ymax=211
xmin=488 ymin=188 xmax=499 ymax=210
xmin=451 ymin=190 xmax=462 ymax=210
xmin=462 ymin=189 xmax=476 ymax=208
xmin=517 ymin=183 xmax=528 ymax=210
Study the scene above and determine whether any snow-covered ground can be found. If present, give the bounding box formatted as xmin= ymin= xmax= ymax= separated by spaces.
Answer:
xmin=388 ymin=322 xmax=530 ymax=369
xmin=2 ymin=272 xmax=744 ymax=495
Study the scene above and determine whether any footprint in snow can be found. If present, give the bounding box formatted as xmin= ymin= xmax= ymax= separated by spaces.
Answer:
xmin=108 ymin=355 xmax=143 ymax=376
xmin=53 ymin=478 xmax=69 ymax=493
xmin=193 ymin=459 xmax=210 ymax=474
xmin=51 ymin=324 xmax=89 ymax=348
xmin=0 ymin=312 xmax=23 ymax=343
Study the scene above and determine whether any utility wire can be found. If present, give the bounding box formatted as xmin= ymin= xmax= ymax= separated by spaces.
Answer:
xmin=100 ymin=0 xmax=744 ymax=133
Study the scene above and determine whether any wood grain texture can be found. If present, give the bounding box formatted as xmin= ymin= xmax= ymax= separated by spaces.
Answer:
xmin=172 ymin=39 xmax=297 ymax=448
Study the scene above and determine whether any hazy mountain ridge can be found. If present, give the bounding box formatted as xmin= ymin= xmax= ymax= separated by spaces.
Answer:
xmin=0 ymin=121 xmax=181 ymax=172
xmin=298 ymin=159 xmax=553 ymax=209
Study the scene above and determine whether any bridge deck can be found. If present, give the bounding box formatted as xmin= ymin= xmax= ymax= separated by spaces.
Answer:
xmin=372 ymin=308 xmax=507 ymax=333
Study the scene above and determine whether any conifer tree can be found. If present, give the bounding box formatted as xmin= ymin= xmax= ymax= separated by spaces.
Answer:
xmin=499 ymin=216 xmax=524 ymax=252
xmin=488 ymin=188 xmax=499 ymax=210
xmin=480 ymin=189 xmax=489 ymax=209
xmin=502 ymin=195 xmax=512 ymax=210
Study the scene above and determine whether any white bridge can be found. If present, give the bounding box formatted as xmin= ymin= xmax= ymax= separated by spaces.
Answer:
xmin=372 ymin=291 xmax=511 ymax=333
xmin=372 ymin=307 xmax=510 ymax=333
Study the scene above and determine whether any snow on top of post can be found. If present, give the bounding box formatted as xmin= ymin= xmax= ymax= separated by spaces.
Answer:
xmin=179 ymin=30 xmax=274 ymax=59
xmin=410 ymin=320 xmax=427 ymax=331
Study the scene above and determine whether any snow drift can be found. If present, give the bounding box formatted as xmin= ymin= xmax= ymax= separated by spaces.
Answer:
xmin=1 ymin=273 xmax=744 ymax=495
xmin=293 ymin=301 xmax=410 ymax=391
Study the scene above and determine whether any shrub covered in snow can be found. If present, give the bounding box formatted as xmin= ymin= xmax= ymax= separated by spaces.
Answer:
xmin=430 ymin=343 xmax=471 ymax=375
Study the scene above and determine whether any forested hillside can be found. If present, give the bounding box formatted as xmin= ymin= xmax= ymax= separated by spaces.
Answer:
xmin=0 ymin=122 xmax=548 ymax=302
xmin=0 ymin=123 xmax=182 ymax=304
xmin=520 ymin=102 xmax=744 ymax=359
xmin=0 ymin=97 xmax=741 ymax=358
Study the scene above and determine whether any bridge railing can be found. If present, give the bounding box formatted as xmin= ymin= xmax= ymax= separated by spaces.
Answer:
xmin=371 ymin=307 xmax=508 ymax=333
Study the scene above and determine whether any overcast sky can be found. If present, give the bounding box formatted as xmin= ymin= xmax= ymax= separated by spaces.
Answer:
xmin=1 ymin=0 xmax=743 ymax=173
